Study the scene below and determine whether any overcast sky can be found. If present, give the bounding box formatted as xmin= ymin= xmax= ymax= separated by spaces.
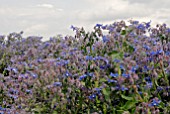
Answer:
xmin=0 ymin=0 xmax=170 ymax=40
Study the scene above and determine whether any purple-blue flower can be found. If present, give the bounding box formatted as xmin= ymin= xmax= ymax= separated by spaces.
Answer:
xmin=26 ymin=89 xmax=32 ymax=94
xmin=131 ymin=65 xmax=139 ymax=73
xmin=146 ymin=20 xmax=151 ymax=28
xmin=113 ymin=59 xmax=120 ymax=63
xmin=137 ymin=24 xmax=145 ymax=31
xmin=122 ymin=73 xmax=130 ymax=78
xmin=31 ymin=73 xmax=38 ymax=79
xmin=12 ymin=68 xmax=18 ymax=74
xmin=86 ymin=72 xmax=94 ymax=77
xmin=131 ymin=20 xmax=139 ymax=25
xmin=53 ymin=82 xmax=62 ymax=87
xmin=143 ymin=44 xmax=151 ymax=50
xmin=107 ymin=79 xmax=117 ymax=83
xmin=120 ymin=64 xmax=125 ymax=70
xmin=110 ymin=72 xmax=119 ymax=78
xmin=120 ymin=86 xmax=128 ymax=91
xmin=157 ymin=86 xmax=163 ymax=92
xmin=102 ymin=35 xmax=109 ymax=43
xmin=95 ymin=24 xmax=103 ymax=28
xmin=79 ymin=74 xmax=87 ymax=81
xmin=85 ymin=56 xmax=93 ymax=61
xmin=101 ymin=25 xmax=107 ymax=29
xmin=165 ymin=28 xmax=170 ymax=33
xmin=70 ymin=25 xmax=77 ymax=31
xmin=89 ymin=94 xmax=96 ymax=100
xmin=148 ymin=99 xmax=161 ymax=107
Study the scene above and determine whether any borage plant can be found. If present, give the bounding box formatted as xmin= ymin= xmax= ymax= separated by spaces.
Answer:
xmin=0 ymin=20 xmax=170 ymax=114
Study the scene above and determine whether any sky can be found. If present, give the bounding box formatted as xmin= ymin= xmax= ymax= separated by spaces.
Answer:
xmin=0 ymin=0 xmax=170 ymax=41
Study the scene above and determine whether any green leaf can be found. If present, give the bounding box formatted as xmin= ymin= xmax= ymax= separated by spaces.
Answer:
xmin=116 ymin=110 xmax=124 ymax=114
xmin=123 ymin=41 xmax=128 ymax=48
xmin=121 ymin=94 xmax=133 ymax=101
xmin=111 ymin=51 xmax=124 ymax=60
xmin=94 ymin=80 xmax=99 ymax=88
xmin=119 ymin=52 xmax=124 ymax=59
xmin=128 ymin=45 xmax=135 ymax=53
xmin=102 ymin=88 xmax=110 ymax=102
xmin=108 ymin=50 xmax=119 ymax=56
xmin=121 ymin=30 xmax=126 ymax=35
xmin=103 ymin=103 xmax=107 ymax=114
xmin=123 ymin=101 xmax=137 ymax=110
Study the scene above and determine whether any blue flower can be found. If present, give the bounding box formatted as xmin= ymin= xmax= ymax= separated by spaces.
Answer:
xmin=120 ymin=64 xmax=125 ymax=70
xmin=37 ymin=58 xmax=43 ymax=63
xmin=120 ymin=86 xmax=128 ymax=91
xmin=165 ymin=28 xmax=170 ymax=33
xmin=18 ymin=105 xmax=22 ymax=109
xmin=134 ymin=39 xmax=139 ymax=43
xmin=138 ymin=91 xmax=142 ymax=95
xmin=137 ymin=24 xmax=145 ymax=31
xmin=94 ymin=88 xmax=102 ymax=94
xmin=53 ymin=82 xmax=62 ymax=87
xmin=65 ymin=71 xmax=71 ymax=77
xmin=165 ymin=86 xmax=170 ymax=91
xmin=143 ymin=66 xmax=149 ymax=72
xmin=146 ymin=82 xmax=153 ymax=88
xmin=70 ymin=25 xmax=77 ymax=31
xmin=85 ymin=56 xmax=93 ymax=61
xmin=86 ymin=72 xmax=94 ymax=77
xmin=100 ymin=65 xmax=108 ymax=70
xmin=107 ymin=79 xmax=117 ymax=83
xmin=94 ymin=88 xmax=102 ymax=91
xmin=145 ymin=77 xmax=152 ymax=82
xmin=108 ymin=26 xmax=114 ymax=32
xmin=26 ymin=89 xmax=32 ymax=94
xmin=131 ymin=65 xmax=139 ymax=73
xmin=157 ymin=49 xmax=163 ymax=54
xmin=93 ymin=56 xmax=102 ymax=60
xmin=89 ymin=94 xmax=96 ymax=100
xmin=31 ymin=73 xmax=38 ymax=79
xmin=131 ymin=20 xmax=139 ymax=25
xmin=150 ymin=51 xmax=157 ymax=56
xmin=122 ymin=73 xmax=130 ymax=78
xmin=148 ymin=99 xmax=161 ymax=107
xmin=102 ymin=35 xmax=109 ymax=43
xmin=113 ymin=59 xmax=120 ymax=63
xmin=157 ymin=86 xmax=163 ymax=92
xmin=143 ymin=44 xmax=151 ymax=50
xmin=129 ymin=32 xmax=136 ymax=37
xmin=79 ymin=74 xmax=87 ymax=81
xmin=12 ymin=68 xmax=18 ymax=74
xmin=95 ymin=24 xmax=103 ymax=28
xmin=101 ymin=25 xmax=107 ymax=29
xmin=110 ymin=72 xmax=119 ymax=78
xmin=165 ymin=51 xmax=170 ymax=56
xmin=146 ymin=20 xmax=151 ymax=28
xmin=44 ymin=42 xmax=50 ymax=48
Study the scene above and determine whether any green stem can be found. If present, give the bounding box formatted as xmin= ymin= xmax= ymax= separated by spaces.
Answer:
xmin=160 ymin=61 xmax=169 ymax=86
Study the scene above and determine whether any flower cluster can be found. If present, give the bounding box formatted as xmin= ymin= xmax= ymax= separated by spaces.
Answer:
xmin=0 ymin=20 xmax=170 ymax=113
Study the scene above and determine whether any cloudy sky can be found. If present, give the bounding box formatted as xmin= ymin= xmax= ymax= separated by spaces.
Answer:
xmin=0 ymin=0 xmax=170 ymax=40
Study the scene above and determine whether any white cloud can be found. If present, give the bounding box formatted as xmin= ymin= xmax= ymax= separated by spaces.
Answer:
xmin=36 ymin=4 xmax=54 ymax=9
xmin=1 ymin=0 xmax=170 ymax=40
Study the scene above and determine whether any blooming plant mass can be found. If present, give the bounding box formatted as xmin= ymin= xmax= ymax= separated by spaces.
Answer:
xmin=0 ymin=20 xmax=170 ymax=114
